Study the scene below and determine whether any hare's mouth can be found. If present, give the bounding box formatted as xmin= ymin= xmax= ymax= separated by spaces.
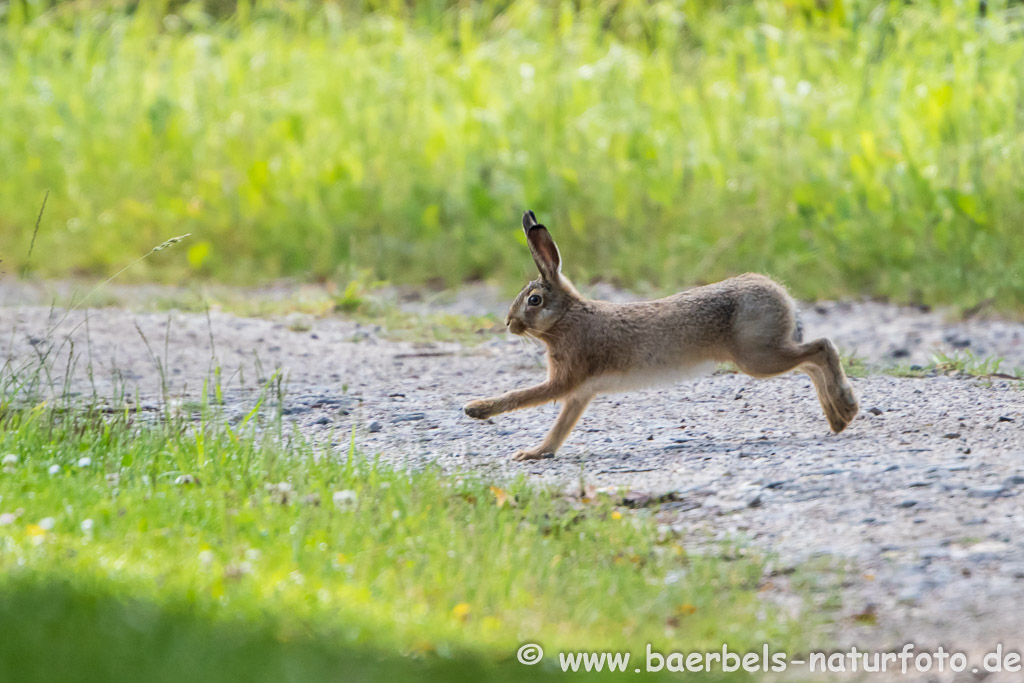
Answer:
xmin=507 ymin=320 xmax=526 ymax=336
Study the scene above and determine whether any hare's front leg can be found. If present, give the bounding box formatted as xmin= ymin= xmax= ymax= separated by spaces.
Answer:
xmin=463 ymin=380 xmax=569 ymax=420
xmin=513 ymin=393 xmax=594 ymax=461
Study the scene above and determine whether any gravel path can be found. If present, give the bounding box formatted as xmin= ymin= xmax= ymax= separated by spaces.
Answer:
xmin=2 ymin=288 xmax=1023 ymax=675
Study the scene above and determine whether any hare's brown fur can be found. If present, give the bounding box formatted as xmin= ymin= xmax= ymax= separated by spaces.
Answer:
xmin=464 ymin=211 xmax=859 ymax=461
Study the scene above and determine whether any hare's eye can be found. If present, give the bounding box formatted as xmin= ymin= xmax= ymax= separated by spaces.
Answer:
xmin=527 ymin=294 xmax=542 ymax=306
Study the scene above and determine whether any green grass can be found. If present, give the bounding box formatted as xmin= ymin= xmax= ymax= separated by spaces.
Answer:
xmin=884 ymin=349 xmax=1023 ymax=379
xmin=0 ymin=399 xmax=804 ymax=680
xmin=2 ymin=0 xmax=1023 ymax=311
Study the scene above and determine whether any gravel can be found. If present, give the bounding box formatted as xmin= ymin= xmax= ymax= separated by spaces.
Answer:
xmin=2 ymin=289 xmax=1023 ymax=665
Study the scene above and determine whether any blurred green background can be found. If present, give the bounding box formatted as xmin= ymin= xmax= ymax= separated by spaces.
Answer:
xmin=2 ymin=0 xmax=1023 ymax=310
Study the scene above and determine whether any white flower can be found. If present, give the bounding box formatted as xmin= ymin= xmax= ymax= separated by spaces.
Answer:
xmin=38 ymin=517 xmax=56 ymax=531
xmin=0 ymin=513 xmax=15 ymax=526
xmin=81 ymin=519 xmax=94 ymax=533
xmin=198 ymin=550 xmax=215 ymax=567
xmin=332 ymin=490 xmax=357 ymax=510
xmin=77 ymin=457 xmax=92 ymax=468
xmin=48 ymin=464 xmax=61 ymax=475
xmin=2 ymin=454 xmax=17 ymax=466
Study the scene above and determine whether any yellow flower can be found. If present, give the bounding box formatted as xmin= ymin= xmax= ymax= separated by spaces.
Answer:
xmin=611 ymin=510 xmax=622 ymax=520
xmin=489 ymin=486 xmax=512 ymax=508
xmin=451 ymin=602 xmax=472 ymax=621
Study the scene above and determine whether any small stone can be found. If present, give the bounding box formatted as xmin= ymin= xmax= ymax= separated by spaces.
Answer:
xmin=868 ymin=407 xmax=884 ymax=416
xmin=896 ymin=580 xmax=923 ymax=603
xmin=368 ymin=421 xmax=382 ymax=433
xmin=968 ymin=486 xmax=1006 ymax=499
xmin=392 ymin=412 xmax=426 ymax=423
xmin=1003 ymin=475 xmax=1024 ymax=489
xmin=942 ymin=433 xmax=961 ymax=439
xmin=967 ymin=542 xmax=1009 ymax=562
xmin=896 ymin=500 xmax=918 ymax=509
xmin=998 ymin=415 xmax=1015 ymax=423
xmin=622 ymin=491 xmax=657 ymax=508
xmin=313 ymin=416 xmax=331 ymax=425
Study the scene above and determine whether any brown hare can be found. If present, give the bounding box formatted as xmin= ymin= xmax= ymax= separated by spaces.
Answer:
xmin=463 ymin=210 xmax=859 ymax=461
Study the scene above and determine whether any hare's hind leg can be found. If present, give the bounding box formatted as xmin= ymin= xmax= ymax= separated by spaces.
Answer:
xmin=513 ymin=392 xmax=594 ymax=461
xmin=734 ymin=338 xmax=858 ymax=433
xmin=800 ymin=338 xmax=858 ymax=432
xmin=801 ymin=362 xmax=856 ymax=433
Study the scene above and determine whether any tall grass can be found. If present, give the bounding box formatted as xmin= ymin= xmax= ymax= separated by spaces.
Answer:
xmin=1 ymin=0 xmax=1023 ymax=309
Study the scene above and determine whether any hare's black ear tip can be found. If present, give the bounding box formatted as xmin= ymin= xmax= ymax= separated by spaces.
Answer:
xmin=522 ymin=210 xmax=537 ymax=230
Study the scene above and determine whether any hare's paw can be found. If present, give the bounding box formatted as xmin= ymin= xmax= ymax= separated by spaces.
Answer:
xmin=463 ymin=399 xmax=496 ymax=420
xmin=827 ymin=382 xmax=859 ymax=433
xmin=512 ymin=447 xmax=555 ymax=461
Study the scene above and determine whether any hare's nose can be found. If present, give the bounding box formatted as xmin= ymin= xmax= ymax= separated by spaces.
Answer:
xmin=504 ymin=313 xmax=512 ymax=328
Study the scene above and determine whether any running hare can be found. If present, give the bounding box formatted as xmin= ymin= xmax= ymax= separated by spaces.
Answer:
xmin=464 ymin=211 xmax=859 ymax=460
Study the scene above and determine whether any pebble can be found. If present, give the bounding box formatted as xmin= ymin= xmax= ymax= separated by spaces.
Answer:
xmin=392 ymin=412 xmax=426 ymax=423
xmin=967 ymin=486 xmax=1007 ymax=499
xmin=1003 ymin=475 xmax=1024 ymax=488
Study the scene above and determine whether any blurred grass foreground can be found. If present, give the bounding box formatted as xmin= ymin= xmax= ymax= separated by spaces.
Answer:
xmin=1 ymin=0 xmax=1023 ymax=310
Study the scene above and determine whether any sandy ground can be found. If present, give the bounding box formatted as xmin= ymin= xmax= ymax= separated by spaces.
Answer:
xmin=2 ymin=281 xmax=1023 ymax=680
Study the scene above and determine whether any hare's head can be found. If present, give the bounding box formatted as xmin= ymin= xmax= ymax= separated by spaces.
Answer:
xmin=506 ymin=211 xmax=580 ymax=337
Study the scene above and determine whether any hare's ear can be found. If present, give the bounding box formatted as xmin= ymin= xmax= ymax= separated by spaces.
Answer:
xmin=522 ymin=210 xmax=538 ymax=230
xmin=522 ymin=210 xmax=562 ymax=281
